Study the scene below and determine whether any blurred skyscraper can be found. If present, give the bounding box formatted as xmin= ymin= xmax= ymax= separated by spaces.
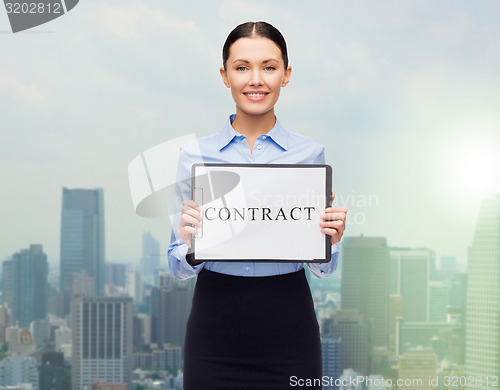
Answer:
xmin=141 ymin=231 xmax=160 ymax=284
xmin=0 ymin=355 xmax=39 ymax=389
xmin=127 ymin=270 xmax=143 ymax=305
xmin=465 ymin=195 xmax=500 ymax=389
xmin=322 ymin=310 xmax=371 ymax=376
xmin=397 ymin=348 xmax=437 ymax=390
xmin=59 ymin=187 xmax=105 ymax=314
xmin=39 ymin=351 xmax=66 ymax=390
xmin=388 ymin=295 xmax=402 ymax=358
xmin=389 ymin=247 xmax=435 ymax=322
xmin=72 ymin=296 xmax=133 ymax=390
xmin=150 ymin=273 xmax=194 ymax=350
xmin=440 ymin=256 xmax=457 ymax=272
xmin=321 ymin=336 xmax=342 ymax=389
xmin=106 ymin=263 xmax=127 ymax=287
xmin=1 ymin=260 xmax=12 ymax=308
xmin=428 ymin=281 xmax=449 ymax=322
xmin=6 ymin=244 xmax=48 ymax=328
xmin=341 ymin=236 xmax=389 ymax=349
xmin=396 ymin=318 xmax=464 ymax=363
xmin=30 ymin=319 xmax=51 ymax=348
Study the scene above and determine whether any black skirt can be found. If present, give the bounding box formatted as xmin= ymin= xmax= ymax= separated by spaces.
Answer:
xmin=183 ymin=268 xmax=322 ymax=390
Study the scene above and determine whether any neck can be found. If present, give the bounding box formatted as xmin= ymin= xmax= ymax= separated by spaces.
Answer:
xmin=231 ymin=107 xmax=276 ymax=138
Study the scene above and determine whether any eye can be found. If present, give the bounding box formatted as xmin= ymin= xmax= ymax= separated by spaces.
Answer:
xmin=236 ymin=66 xmax=247 ymax=72
xmin=265 ymin=66 xmax=276 ymax=71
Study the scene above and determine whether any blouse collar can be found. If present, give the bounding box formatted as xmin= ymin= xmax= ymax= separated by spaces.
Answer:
xmin=218 ymin=114 xmax=289 ymax=151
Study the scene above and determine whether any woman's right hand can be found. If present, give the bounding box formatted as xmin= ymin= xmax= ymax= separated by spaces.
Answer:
xmin=179 ymin=199 xmax=202 ymax=248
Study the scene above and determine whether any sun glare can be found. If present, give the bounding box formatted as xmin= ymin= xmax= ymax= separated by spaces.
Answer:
xmin=449 ymin=141 xmax=500 ymax=198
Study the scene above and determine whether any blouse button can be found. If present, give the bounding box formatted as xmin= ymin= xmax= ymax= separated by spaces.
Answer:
xmin=245 ymin=266 xmax=251 ymax=271
xmin=256 ymin=144 xmax=262 ymax=150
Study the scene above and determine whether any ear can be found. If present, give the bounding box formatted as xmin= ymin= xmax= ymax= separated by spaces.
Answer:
xmin=220 ymin=67 xmax=231 ymax=88
xmin=282 ymin=65 xmax=292 ymax=87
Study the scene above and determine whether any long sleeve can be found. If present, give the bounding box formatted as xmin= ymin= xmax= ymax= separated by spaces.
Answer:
xmin=305 ymin=145 xmax=341 ymax=278
xmin=167 ymin=144 xmax=205 ymax=280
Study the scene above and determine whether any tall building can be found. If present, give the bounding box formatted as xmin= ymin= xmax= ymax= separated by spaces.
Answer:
xmin=396 ymin=318 xmax=464 ymax=364
xmin=141 ymin=232 xmax=160 ymax=283
xmin=322 ymin=310 xmax=371 ymax=376
xmin=465 ymin=195 xmax=500 ymax=389
xmin=150 ymin=273 xmax=194 ymax=349
xmin=127 ymin=270 xmax=142 ymax=305
xmin=0 ymin=305 xmax=9 ymax=341
xmin=8 ymin=245 xmax=48 ymax=328
xmin=339 ymin=369 xmax=361 ymax=390
xmin=133 ymin=345 xmax=182 ymax=372
xmin=440 ymin=256 xmax=457 ymax=272
xmin=60 ymin=187 xmax=105 ymax=313
xmin=321 ymin=336 xmax=342 ymax=389
xmin=428 ymin=281 xmax=448 ymax=322
xmin=39 ymin=351 xmax=66 ymax=390
xmin=72 ymin=271 xmax=97 ymax=297
xmin=341 ymin=236 xmax=389 ymax=348
xmin=448 ymin=272 xmax=467 ymax=309
xmin=55 ymin=326 xmax=71 ymax=352
xmin=388 ymin=295 xmax=402 ymax=358
xmin=29 ymin=319 xmax=51 ymax=348
xmin=1 ymin=260 xmax=12 ymax=308
xmin=71 ymin=296 xmax=133 ymax=390
xmin=106 ymin=264 xmax=127 ymax=287
xmin=397 ymin=348 xmax=437 ymax=390
xmin=0 ymin=355 xmax=39 ymax=390
xmin=389 ymin=247 xmax=434 ymax=322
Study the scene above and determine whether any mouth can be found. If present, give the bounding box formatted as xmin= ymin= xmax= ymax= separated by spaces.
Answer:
xmin=243 ymin=91 xmax=269 ymax=101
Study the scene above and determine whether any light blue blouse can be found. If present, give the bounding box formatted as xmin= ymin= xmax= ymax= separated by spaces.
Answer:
xmin=168 ymin=114 xmax=340 ymax=280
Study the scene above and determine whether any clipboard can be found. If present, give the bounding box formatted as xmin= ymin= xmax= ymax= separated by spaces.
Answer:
xmin=190 ymin=163 xmax=332 ymax=263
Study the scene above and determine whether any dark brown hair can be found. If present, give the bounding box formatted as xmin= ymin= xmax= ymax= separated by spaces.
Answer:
xmin=222 ymin=21 xmax=289 ymax=70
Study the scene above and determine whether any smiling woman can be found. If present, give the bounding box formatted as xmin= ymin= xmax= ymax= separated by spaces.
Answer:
xmin=167 ymin=21 xmax=348 ymax=390
xmin=219 ymin=35 xmax=292 ymax=151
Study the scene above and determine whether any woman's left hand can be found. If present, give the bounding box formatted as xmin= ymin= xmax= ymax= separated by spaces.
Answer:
xmin=319 ymin=192 xmax=347 ymax=245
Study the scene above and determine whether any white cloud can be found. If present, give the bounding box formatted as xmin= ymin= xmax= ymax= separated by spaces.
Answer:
xmin=89 ymin=2 xmax=198 ymax=41
xmin=0 ymin=71 xmax=45 ymax=102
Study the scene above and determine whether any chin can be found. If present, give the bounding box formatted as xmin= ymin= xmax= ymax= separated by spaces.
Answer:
xmin=237 ymin=105 xmax=275 ymax=117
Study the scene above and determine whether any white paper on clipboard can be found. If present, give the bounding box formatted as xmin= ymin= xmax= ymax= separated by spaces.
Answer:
xmin=191 ymin=163 xmax=332 ymax=263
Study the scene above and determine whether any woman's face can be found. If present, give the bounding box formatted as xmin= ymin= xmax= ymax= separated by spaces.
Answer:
xmin=220 ymin=37 xmax=291 ymax=117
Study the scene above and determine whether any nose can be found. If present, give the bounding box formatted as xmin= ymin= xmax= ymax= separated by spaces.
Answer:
xmin=249 ymin=68 xmax=263 ymax=86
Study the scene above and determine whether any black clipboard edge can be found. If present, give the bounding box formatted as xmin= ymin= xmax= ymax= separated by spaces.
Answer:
xmin=190 ymin=163 xmax=332 ymax=263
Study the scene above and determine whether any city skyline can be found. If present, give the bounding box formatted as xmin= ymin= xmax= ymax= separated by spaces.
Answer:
xmin=1 ymin=1 xmax=500 ymax=271
xmin=0 ymin=201 xmax=488 ymax=389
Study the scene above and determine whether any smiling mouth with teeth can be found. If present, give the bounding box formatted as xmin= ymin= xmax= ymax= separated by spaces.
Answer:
xmin=244 ymin=92 xmax=269 ymax=98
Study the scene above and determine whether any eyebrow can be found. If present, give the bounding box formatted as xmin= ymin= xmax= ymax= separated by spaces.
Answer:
xmin=232 ymin=59 xmax=280 ymax=64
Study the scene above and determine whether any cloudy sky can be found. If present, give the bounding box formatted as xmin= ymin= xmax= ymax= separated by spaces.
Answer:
xmin=1 ymin=0 xmax=499 ymax=273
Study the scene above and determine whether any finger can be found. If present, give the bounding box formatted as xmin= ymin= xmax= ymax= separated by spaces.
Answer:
xmin=181 ymin=214 xmax=202 ymax=228
xmin=322 ymin=227 xmax=345 ymax=245
xmin=320 ymin=212 xmax=347 ymax=222
xmin=321 ymin=227 xmax=340 ymax=239
xmin=182 ymin=226 xmax=199 ymax=236
xmin=332 ymin=191 xmax=335 ymax=203
xmin=182 ymin=205 xmax=202 ymax=220
xmin=320 ymin=222 xmax=345 ymax=236
xmin=325 ymin=206 xmax=347 ymax=214
xmin=183 ymin=199 xmax=201 ymax=210
xmin=319 ymin=220 xmax=344 ymax=230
